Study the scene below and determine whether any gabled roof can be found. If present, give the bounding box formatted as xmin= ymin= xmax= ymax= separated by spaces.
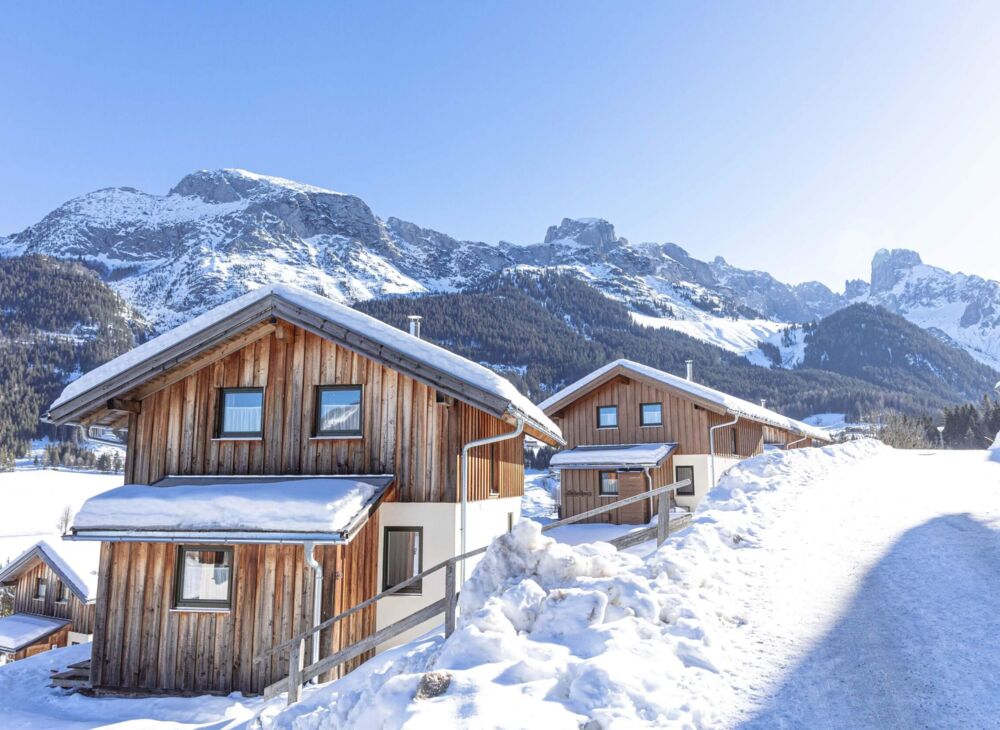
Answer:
xmin=68 ymin=475 xmax=394 ymax=545
xmin=549 ymin=443 xmax=677 ymax=469
xmin=0 ymin=614 xmax=71 ymax=653
xmin=539 ymin=359 xmax=831 ymax=443
xmin=0 ymin=539 xmax=101 ymax=603
xmin=47 ymin=284 xmax=563 ymax=446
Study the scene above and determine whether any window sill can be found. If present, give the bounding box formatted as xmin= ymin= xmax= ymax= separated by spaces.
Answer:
xmin=211 ymin=437 xmax=263 ymax=442
xmin=170 ymin=607 xmax=232 ymax=614
xmin=384 ymin=591 xmax=423 ymax=597
xmin=309 ymin=435 xmax=363 ymax=441
xmin=640 ymin=424 xmax=663 ymax=428
xmin=599 ymin=494 xmax=619 ymax=499
xmin=596 ymin=426 xmax=619 ymax=431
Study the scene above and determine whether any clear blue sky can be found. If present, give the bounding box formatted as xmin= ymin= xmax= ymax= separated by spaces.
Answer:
xmin=3 ymin=1 xmax=1000 ymax=289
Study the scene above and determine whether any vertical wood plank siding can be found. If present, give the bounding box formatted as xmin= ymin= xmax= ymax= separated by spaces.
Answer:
xmin=10 ymin=560 xmax=95 ymax=635
xmin=90 ymin=510 xmax=381 ymax=695
xmin=554 ymin=376 xmax=766 ymax=524
xmin=124 ymin=323 xmax=523 ymax=502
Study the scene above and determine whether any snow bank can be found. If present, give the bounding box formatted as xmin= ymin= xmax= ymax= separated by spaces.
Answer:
xmin=259 ymin=439 xmax=886 ymax=729
xmin=72 ymin=478 xmax=382 ymax=535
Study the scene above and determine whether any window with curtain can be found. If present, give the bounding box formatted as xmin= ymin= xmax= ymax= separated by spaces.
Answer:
xmin=597 ymin=405 xmax=618 ymax=429
xmin=675 ymin=465 xmax=695 ymax=496
xmin=175 ymin=547 xmax=233 ymax=609
xmin=640 ymin=402 xmax=663 ymax=426
xmin=383 ymin=527 xmax=423 ymax=594
xmin=218 ymin=388 xmax=264 ymax=438
xmin=315 ymin=385 xmax=363 ymax=436
xmin=599 ymin=471 xmax=619 ymax=496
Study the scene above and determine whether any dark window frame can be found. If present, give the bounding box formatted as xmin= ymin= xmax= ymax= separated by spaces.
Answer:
xmin=314 ymin=384 xmax=364 ymax=437
xmin=598 ymin=470 xmax=620 ymax=497
xmin=675 ymin=465 xmax=695 ymax=496
xmin=34 ymin=576 xmax=46 ymax=600
xmin=216 ymin=387 xmax=265 ymax=439
xmin=731 ymin=427 xmax=739 ymax=455
xmin=640 ymin=402 xmax=663 ymax=427
xmin=173 ymin=545 xmax=235 ymax=611
xmin=382 ymin=526 xmax=424 ymax=595
xmin=596 ymin=405 xmax=619 ymax=430
xmin=489 ymin=442 xmax=501 ymax=497
xmin=55 ymin=580 xmax=69 ymax=604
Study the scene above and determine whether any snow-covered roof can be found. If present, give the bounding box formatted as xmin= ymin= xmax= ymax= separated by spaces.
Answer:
xmin=0 ymin=613 xmax=71 ymax=653
xmin=0 ymin=539 xmax=101 ymax=603
xmin=48 ymin=283 xmax=562 ymax=445
xmin=69 ymin=476 xmax=394 ymax=543
xmin=549 ymin=443 xmax=678 ymax=469
xmin=539 ymin=359 xmax=831 ymax=442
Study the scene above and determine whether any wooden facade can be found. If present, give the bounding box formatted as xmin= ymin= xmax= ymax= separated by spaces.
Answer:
xmin=551 ymin=374 xmax=768 ymax=524
xmin=90 ymin=509 xmax=382 ymax=695
xmin=123 ymin=322 xmax=523 ymax=503
xmin=8 ymin=560 xmax=96 ymax=636
xmin=75 ymin=311 xmax=537 ymax=696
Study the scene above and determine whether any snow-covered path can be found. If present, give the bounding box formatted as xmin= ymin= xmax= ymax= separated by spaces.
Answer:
xmin=729 ymin=449 xmax=1000 ymax=727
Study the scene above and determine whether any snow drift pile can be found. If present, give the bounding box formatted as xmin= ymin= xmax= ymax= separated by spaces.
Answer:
xmin=258 ymin=439 xmax=886 ymax=729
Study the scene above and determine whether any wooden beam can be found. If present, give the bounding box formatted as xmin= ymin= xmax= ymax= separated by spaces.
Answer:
xmin=133 ymin=324 xmax=275 ymax=401
xmin=106 ymin=398 xmax=141 ymax=414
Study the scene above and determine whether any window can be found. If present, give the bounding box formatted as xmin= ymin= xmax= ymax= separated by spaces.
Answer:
xmin=383 ymin=527 xmax=423 ymax=594
xmin=731 ymin=427 xmax=739 ymax=455
xmin=217 ymin=388 xmax=264 ymax=438
xmin=675 ymin=465 xmax=695 ymax=496
xmin=599 ymin=471 xmax=619 ymax=497
xmin=640 ymin=402 xmax=663 ymax=427
xmin=34 ymin=577 xmax=46 ymax=600
xmin=597 ymin=405 xmax=618 ymax=429
xmin=489 ymin=443 xmax=500 ymax=496
xmin=174 ymin=547 xmax=233 ymax=610
xmin=315 ymin=385 xmax=363 ymax=437
xmin=56 ymin=581 xmax=69 ymax=604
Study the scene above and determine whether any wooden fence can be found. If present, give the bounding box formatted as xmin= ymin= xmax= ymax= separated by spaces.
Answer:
xmin=259 ymin=477 xmax=691 ymax=704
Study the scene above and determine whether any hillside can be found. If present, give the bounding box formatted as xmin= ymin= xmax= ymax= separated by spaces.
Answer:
xmin=0 ymin=256 xmax=144 ymax=461
xmin=358 ymin=272 xmax=982 ymax=418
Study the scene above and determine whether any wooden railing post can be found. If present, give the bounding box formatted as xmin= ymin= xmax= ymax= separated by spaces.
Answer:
xmin=445 ymin=561 xmax=457 ymax=637
xmin=656 ymin=490 xmax=669 ymax=546
xmin=287 ymin=638 xmax=305 ymax=706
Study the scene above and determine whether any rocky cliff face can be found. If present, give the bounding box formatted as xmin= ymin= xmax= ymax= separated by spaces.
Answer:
xmin=0 ymin=169 xmax=845 ymax=332
xmin=855 ymin=248 xmax=1000 ymax=370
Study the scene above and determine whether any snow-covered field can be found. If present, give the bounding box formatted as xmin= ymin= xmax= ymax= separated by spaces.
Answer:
xmin=4 ymin=442 xmax=1000 ymax=728
xmin=0 ymin=469 xmax=122 ymax=567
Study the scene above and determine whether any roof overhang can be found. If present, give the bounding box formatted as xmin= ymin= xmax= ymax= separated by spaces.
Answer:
xmin=550 ymin=442 xmax=678 ymax=470
xmin=46 ymin=286 xmax=563 ymax=446
xmin=66 ymin=475 xmax=396 ymax=546
xmin=0 ymin=614 xmax=71 ymax=654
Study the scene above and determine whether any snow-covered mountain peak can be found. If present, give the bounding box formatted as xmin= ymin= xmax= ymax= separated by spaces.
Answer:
xmin=543 ymin=217 xmax=623 ymax=250
xmin=168 ymin=168 xmax=348 ymax=203
xmin=870 ymin=248 xmax=924 ymax=294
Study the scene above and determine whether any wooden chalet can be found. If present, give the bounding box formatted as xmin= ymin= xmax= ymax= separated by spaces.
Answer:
xmin=46 ymin=283 xmax=562 ymax=696
xmin=538 ymin=359 xmax=831 ymax=524
xmin=0 ymin=540 xmax=99 ymax=661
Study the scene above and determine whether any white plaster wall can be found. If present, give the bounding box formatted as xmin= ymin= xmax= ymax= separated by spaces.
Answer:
xmin=672 ymin=454 xmax=741 ymax=511
xmin=374 ymin=497 xmax=520 ymax=651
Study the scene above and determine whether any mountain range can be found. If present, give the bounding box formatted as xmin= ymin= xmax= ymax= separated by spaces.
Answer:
xmin=0 ymin=167 xmax=997 ymax=437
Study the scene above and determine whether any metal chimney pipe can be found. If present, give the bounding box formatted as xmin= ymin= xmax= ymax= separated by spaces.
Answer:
xmin=685 ymin=359 xmax=694 ymax=381
xmin=760 ymin=398 xmax=767 ymax=408
xmin=407 ymin=315 xmax=422 ymax=339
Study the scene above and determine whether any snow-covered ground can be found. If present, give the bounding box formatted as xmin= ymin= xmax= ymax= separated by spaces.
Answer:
xmin=5 ymin=443 xmax=1000 ymax=728
xmin=253 ymin=441 xmax=1000 ymax=728
xmin=0 ymin=469 xmax=122 ymax=567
